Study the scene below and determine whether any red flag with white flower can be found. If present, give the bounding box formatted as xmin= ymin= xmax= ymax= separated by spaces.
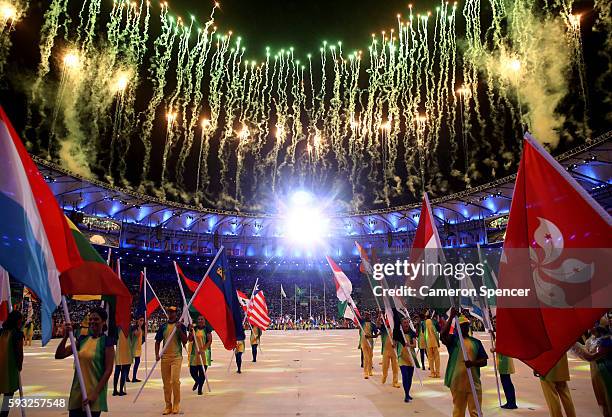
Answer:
xmin=495 ymin=133 xmax=611 ymax=375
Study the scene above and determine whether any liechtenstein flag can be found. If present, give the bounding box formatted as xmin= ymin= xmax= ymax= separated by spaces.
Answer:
xmin=0 ymin=107 xmax=80 ymax=344
xmin=190 ymin=249 xmax=245 ymax=349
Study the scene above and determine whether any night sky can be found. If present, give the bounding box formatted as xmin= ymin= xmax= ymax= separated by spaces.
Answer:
xmin=1 ymin=0 xmax=609 ymax=213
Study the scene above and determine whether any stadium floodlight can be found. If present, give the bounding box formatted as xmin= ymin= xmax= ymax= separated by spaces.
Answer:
xmin=283 ymin=191 xmax=329 ymax=246
xmin=291 ymin=190 xmax=313 ymax=206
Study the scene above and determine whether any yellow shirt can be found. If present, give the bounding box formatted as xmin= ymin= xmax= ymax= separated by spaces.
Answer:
xmin=131 ymin=327 xmax=143 ymax=357
xmin=397 ymin=339 xmax=415 ymax=367
xmin=188 ymin=329 xmax=208 ymax=366
xmin=69 ymin=335 xmax=111 ymax=412
xmin=115 ymin=330 xmax=132 ymax=366
xmin=425 ymin=319 xmax=439 ymax=348
xmin=250 ymin=327 xmax=261 ymax=346
xmin=236 ymin=340 xmax=245 ymax=353
xmin=155 ymin=323 xmax=185 ymax=359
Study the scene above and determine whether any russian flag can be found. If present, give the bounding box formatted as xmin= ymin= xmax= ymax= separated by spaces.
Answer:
xmin=0 ymin=107 xmax=80 ymax=344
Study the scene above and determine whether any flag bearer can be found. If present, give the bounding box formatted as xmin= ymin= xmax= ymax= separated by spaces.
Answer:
xmin=22 ymin=319 xmax=34 ymax=346
xmin=495 ymin=349 xmax=517 ymax=409
xmin=380 ymin=321 xmax=400 ymax=388
xmin=538 ymin=353 xmax=576 ymax=417
xmin=397 ymin=318 xmax=417 ymax=403
xmin=235 ymin=338 xmax=245 ymax=373
xmin=417 ymin=314 xmax=428 ymax=371
xmin=188 ymin=315 xmax=212 ymax=395
xmin=425 ymin=314 xmax=441 ymax=378
xmin=441 ymin=309 xmax=488 ymax=417
xmin=250 ymin=325 xmax=262 ymax=362
xmin=55 ymin=307 xmax=114 ymax=417
xmin=129 ymin=317 xmax=145 ymax=383
xmin=360 ymin=311 xmax=378 ymax=379
xmin=155 ymin=306 xmax=187 ymax=415
xmin=113 ymin=325 xmax=132 ymax=396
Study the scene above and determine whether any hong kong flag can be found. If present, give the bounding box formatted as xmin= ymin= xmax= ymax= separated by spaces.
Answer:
xmin=495 ymin=133 xmax=611 ymax=375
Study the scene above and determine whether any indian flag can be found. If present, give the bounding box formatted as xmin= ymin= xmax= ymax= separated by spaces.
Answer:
xmin=326 ymin=256 xmax=359 ymax=321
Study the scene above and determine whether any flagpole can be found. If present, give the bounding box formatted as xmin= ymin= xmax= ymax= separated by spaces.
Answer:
xmin=309 ymin=283 xmax=312 ymax=319
xmin=226 ymin=348 xmax=235 ymax=373
xmin=475 ymin=246 xmax=503 ymax=407
xmin=143 ymin=268 xmax=148 ymax=377
xmin=294 ymin=285 xmax=297 ymax=324
xmin=443 ymin=275 xmax=483 ymax=417
xmin=280 ymin=285 xmax=283 ymax=319
xmin=420 ymin=194 xmax=482 ymax=416
xmin=134 ymin=246 xmax=225 ymax=403
xmin=61 ymin=296 xmax=93 ymax=417
xmin=173 ymin=261 xmax=211 ymax=393
xmin=323 ymin=279 xmax=327 ymax=325
xmin=5 ymin=274 xmax=26 ymax=417
xmin=485 ymin=308 xmax=503 ymax=407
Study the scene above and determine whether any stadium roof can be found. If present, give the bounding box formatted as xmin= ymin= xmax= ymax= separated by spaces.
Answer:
xmin=37 ymin=131 xmax=611 ymax=239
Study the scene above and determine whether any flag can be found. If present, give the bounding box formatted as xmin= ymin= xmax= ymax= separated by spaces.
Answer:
xmin=295 ymin=286 xmax=305 ymax=298
xmin=326 ymin=256 xmax=353 ymax=301
xmin=0 ymin=107 xmax=81 ymax=344
xmin=459 ymin=276 xmax=484 ymax=323
xmin=495 ymin=134 xmax=611 ymax=375
xmin=326 ymin=256 xmax=360 ymax=322
xmin=247 ymin=290 xmax=271 ymax=330
xmin=175 ymin=262 xmax=199 ymax=293
xmin=408 ymin=193 xmax=444 ymax=298
xmin=0 ymin=268 xmax=9 ymax=322
xmin=190 ymin=250 xmax=245 ymax=350
xmin=338 ymin=300 xmax=359 ymax=321
xmin=60 ymin=217 xmax=132 ymax=335
xmin=355 ymin=243 xmax=399 ymax=331
xmin=136 ymin=272 xmax=162 ymax=317
xmin=280 ymin=284 xmax=287 ymax=298
xmin=236 ymin=290 xmax=249 ymax=311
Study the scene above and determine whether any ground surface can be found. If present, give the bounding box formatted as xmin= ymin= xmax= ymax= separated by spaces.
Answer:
xmin=11 ymin=330 xmax=602 ymax=416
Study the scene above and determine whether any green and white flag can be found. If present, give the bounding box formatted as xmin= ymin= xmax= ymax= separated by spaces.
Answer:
xmin=338 ymin=300 xmax=355 ymax=320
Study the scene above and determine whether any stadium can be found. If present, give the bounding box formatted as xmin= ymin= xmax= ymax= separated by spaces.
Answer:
xmin=0 ymin=0 xmax=611 ymax=416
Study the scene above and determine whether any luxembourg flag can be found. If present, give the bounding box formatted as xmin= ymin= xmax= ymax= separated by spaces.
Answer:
xmin=0 ymin=107 xmax=79 ymax=344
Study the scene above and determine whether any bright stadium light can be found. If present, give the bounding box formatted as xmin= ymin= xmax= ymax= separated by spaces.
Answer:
xmin=291 ymin=190 xmax=312 ymax=206
xmin=283 ymin=191 xmax=329 ymax=246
